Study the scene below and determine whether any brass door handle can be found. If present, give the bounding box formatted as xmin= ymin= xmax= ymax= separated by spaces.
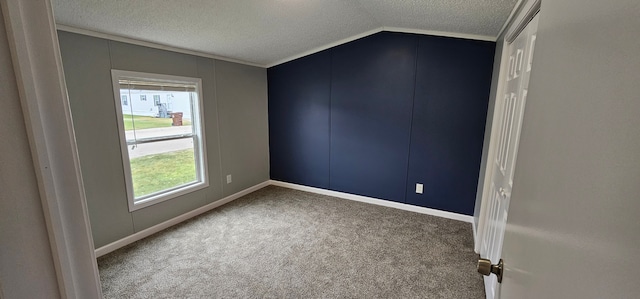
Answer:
xmin=478 ymin=258 xmax=504 ymax=283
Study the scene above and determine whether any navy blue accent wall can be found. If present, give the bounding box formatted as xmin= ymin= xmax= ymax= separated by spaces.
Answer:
xmin=405 ymin=36 xmax=495 ymax=215
xmin=268 ymin=52 xmax=331 ymax=188
xmin=268 ymin=31 xmax=495 ymax=215
xmin=329 ymin=32 xmax=417 ymax=202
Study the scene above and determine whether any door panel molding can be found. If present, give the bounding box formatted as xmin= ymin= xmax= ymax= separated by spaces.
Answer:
xmin=476 ymin=1 xmax=541 ymax=298
xmin=476 ymin=0 xmax=542 ymax=253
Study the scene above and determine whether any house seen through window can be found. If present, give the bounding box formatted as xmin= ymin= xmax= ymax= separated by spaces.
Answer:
xmin=111 ymin=70 xmax=208 ymax=211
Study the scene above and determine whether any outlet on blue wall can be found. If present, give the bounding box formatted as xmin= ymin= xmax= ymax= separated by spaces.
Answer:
xmin=268 ymin=31 xmax=495 ymax=216
xmin=404 ymin=35 xmax=495 ymax=215
xmin=329 ymin=32 xmax=417 ymax=202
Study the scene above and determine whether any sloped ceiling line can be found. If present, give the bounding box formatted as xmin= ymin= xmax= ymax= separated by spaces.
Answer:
xmin=52 ymin=0 xmax=517 ymax=67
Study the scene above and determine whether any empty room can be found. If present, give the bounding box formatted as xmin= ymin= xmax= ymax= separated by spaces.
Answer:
xmin=1 ymin=0 xmax=639 ymax=298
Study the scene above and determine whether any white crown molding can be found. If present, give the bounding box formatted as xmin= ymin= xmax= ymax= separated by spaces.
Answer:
xmin=55 ymin=24 xmax=265 ymax=68
xmin=383 ymin=26 xmax=496 ymax=42
xmin=57 ymin=24 xmax=499 ymax=69
xmin=266 ymin=26 xmax=498 ymax=68
xmin=270 ymin=180 xmax=474 ymax=223
xmin=264 ymin=28 xmax=383 ymax=68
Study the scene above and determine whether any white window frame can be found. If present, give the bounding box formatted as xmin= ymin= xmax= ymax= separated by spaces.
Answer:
xmin=110 ymin=70 xmax=209 ymax=211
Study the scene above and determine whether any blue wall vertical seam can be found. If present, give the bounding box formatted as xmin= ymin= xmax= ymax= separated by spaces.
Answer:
xmin=328 ymin=50 xmax=333 ymax=189
xmin=403 ymin=37 xmax=420 ymax=204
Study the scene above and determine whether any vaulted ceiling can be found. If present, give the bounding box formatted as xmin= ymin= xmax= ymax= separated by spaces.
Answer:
xmin=52 ymin=0 xmax=517 ymax=67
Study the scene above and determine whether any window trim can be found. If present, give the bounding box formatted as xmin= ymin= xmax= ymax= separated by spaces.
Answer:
xmin=110 ymin=70 xmax=209 ymax=212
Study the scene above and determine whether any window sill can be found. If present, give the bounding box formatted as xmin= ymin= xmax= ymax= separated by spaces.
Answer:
xmin=127 ymin=181 xmax=209 ymax=212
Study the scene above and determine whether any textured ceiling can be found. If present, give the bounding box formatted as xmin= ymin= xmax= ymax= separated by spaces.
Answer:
xmin=52 ymin=0 xmax=517 ymax=67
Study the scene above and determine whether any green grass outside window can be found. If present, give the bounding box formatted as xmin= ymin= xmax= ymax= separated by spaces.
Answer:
xmin=130 ymin=149 xmax=197 ymax=198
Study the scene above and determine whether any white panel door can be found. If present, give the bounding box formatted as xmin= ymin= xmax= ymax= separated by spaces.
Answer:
xmin=480 ymin=14 xmax=539 ymax=299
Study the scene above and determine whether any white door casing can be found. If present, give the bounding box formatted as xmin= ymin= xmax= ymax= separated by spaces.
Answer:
xmin=0 ymin=0 xmax=102 ymax=297
xmin=479 ymin=12 xmax=539 ymax=299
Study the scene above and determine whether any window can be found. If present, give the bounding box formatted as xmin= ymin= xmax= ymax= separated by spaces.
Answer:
xmin=121 ymin=95 xmax=128 ymax=105
xmin=111 ymin=70 xmax=208 ymax=211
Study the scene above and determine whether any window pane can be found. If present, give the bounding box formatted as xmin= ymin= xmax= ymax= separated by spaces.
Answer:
xmin=119 ymin=89 xmax=194 ymax=135
xmin=123 ymin=120 xmax=193 ymax=143
xmin=128 ymin=138 xmax=197 ymax=200
xmin=112 ymin=70 xmax=207 ymax=210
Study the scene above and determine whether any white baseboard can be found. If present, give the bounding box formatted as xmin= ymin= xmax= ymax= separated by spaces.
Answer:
xmin=269 ymin=180 xmax=474 ymax=223
xmin=95 ymin=181 xmax=270 ymax=257
xmin=96 ymin=179 xmax=475 ymax=257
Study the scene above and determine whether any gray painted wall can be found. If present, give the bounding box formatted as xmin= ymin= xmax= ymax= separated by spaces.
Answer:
xmin=216 ymin=60 xmax=270 ymax=196
xmin=58 ymin=31 xmax=269 ymax=248
xmin=0 ymin=9 xmax=61 ymax=298
xmin=501 ymin=0 xmax=640 ymax=297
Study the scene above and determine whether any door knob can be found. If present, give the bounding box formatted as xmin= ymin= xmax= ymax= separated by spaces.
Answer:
xmin=478 ymin=258 xmax=504 ymax=283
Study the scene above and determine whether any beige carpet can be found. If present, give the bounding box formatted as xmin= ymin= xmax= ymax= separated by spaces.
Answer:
xmin=98 ymin=186 xmax=485 ymax=298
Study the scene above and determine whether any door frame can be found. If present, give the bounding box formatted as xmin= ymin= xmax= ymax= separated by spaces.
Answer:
xmin=0 ymin=0 xmax=102 ymax=297
xmin=475 ymin=0 xmax=541 ymax=253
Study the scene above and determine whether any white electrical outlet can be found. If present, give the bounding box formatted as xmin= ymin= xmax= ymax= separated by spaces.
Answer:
xmin=226 ymin=174 xmax=232 ymax=184
xmin=415 ymin=183 xmax=423 ymax=194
